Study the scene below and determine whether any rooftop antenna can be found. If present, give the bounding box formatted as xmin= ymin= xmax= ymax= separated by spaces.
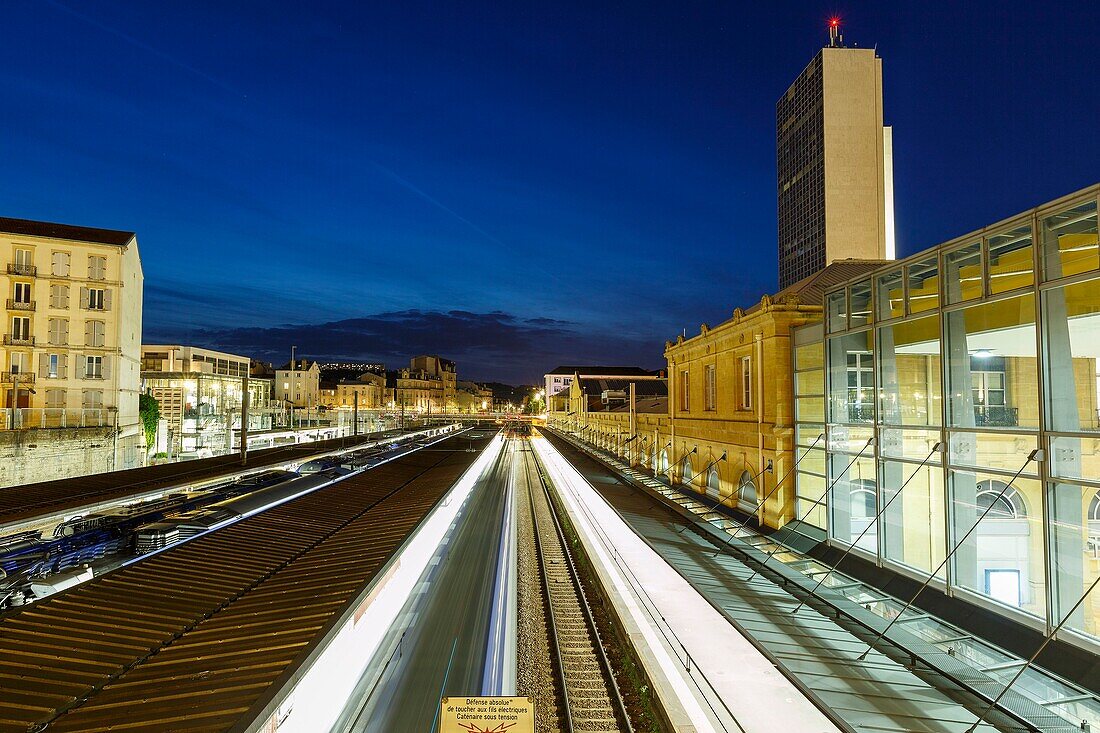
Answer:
xmin=828 ymin=17 xmax=843 ymax=48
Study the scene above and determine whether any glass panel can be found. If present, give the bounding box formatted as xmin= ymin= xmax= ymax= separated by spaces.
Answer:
xmin=877 ymin=314 xmax=942 ymax=427
xmin=794 ymin=395 xmax=824 ymax=423
xmin=882 ymin=459 xmax=946 ymax=576
xmin=906 ymin=257 xmax=940 ymax=314
xmin=875 ymin=268 xmax=904 ymax=321
xmin=1049 ymin=436 xmax=1100 ymax=482
xmin=796 ymin=423 xmax=825 ymax=447
xmin=945 ymin=241 xmax=983 ymax=304
xmin=1042 ymin=280 xmax=1100 ymax=433
xmin=826 ymin=290 xmax=847 ymax=333
xmin=1042 ymin=200 xmax=1098 ymax=281
xmin=1048 ymin=481 xmax=1100 ymax=641
xmin=796 ymin=467 xmax=827 ymax=529
xmin=829 ymin=454 xmax=878 ymax=552
xmin=794 ymin=339 xmax=823 ymax=371
xmin=827 ymin=331 xmax=875 ymax=424
xmin=988 ymin=224 xmax=1034 ymax=294
xmin=794 ymin=369 xmax=824 ymax=396
xmin=828 ymin=424 xmax=874 ymax=454
xmin=879 ymin=427 xmax=942 ymax=462
xmin=850 ymin=280 xmax=872 ymax=327
xmin=944 ymin=294 xmax=1038 ymax=430
xmin=950 ymin=470 xmax=1044 ymax=619
xmin=948 ymin=430 xmax=1039 ymax=477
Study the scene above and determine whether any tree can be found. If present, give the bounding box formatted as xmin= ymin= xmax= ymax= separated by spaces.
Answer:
xmin=139 ymin=393 xmax=161 ymax=452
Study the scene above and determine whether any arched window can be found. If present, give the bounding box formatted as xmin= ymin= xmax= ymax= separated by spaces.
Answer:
xmin=707 ymin=467 xmax=721 ymax=499
xmin=738 ymin=470 xmax=757 ymax=509
xmin=976 ymin=479 xmax=1027 ymax=519
xmin=681 ymin=456 xmax=695 ymax=486
xmin=658 ymin=450 xmax=670 ymax=476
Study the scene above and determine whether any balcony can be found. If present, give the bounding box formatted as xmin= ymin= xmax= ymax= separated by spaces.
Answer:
xmin=6 ymin=299 xmax=35 ymax=311
xmin=847 ymin=404 xmax=876 ymax=422
xmin=6 ymin=263 xmax=36 ymax=277
xmin=3 ymin=335 xmax=34 ymax=346
xmin=0 ymin=372 xmax=34 ymax=384
xmin=974 ymin=405 xmax=1019 ymax=428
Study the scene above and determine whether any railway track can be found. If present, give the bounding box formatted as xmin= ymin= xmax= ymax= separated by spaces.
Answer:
xmin=522 ymin=441 xmax=632 ymax=733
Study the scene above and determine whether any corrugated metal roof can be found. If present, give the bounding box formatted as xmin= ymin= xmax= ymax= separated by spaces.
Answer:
xmin=0 ymin=433 xmax=489 ymax=732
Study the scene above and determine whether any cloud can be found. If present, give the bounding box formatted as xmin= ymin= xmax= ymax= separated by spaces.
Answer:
xmin=148 ymin=308 xmax=664 ymax=384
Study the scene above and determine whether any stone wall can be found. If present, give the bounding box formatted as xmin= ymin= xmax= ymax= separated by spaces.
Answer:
xmin=0 ymin=428 xmax=144 ymax=489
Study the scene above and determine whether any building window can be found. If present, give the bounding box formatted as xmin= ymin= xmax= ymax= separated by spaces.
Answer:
xmin=48 ymin=318 xmax=69 ymax=346
xmin=45 ymin=388 xmax=65 ymax=408
xmin=88 ymin=255 xmax=107 ymax=280
xmin=846 ymin=352 xmax=873 ymax=421
xmin=86 ymin=355 xmax=103 ymax=379
xmin=82 ymin=389 xmax=104 ymax=408
xmin=741 ymin=356 xmax=753 ymax=409
xmin=738 ymin=470 xmax=757 ymax=510
xmin=85 ymin=320 xmax=106 ymax=347
xmin=47 ymin=353 xmax=59 ymax=378
xmin=12 ymin=248 xmax=34 ymax=275
xmin=49 ymin=284 xmax=69 ymax=309
xmin=11 ymin=316 xmax=31 ymax=342
xmin=12 ymin=282 xmax=32 ymax=305
xmin=86 ymin=288 xmax=106 ymax=310
xmin=971 ymin=357 xmax=1013 ymax=427
xmin=51 ymin=251 xmax=70 ymax=277
xmin=9 ymin=352 xmax=26 ymax=374
xmin=704 ymin=364 xmax=717 ymax=411
xmin=680 ymin=370 xmax=689 ymax=411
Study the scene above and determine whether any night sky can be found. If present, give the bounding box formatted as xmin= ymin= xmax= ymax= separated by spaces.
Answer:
xmin=3 ymin=2 xmax=1097 ymax=384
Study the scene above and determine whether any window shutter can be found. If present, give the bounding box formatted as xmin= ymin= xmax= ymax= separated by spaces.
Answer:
xmin=102 ymin=355 xmax=112 ymax=381
xmin=76 ymin=354 xmax=87 ymax=379
xmin=60 ymin=320 xmax=68 ymax=345
xmin=103 ymin=289 xmax=112 ymax=311
xmin=80 ymin=287 xmax=90 ymax=309
xmin=61 ymin=286 xmax=69 ymax=309
xmin=59 ymin=354 xmax=68 ymax=380
xmin=84 ymin=320 xmax=94 ymax=345
xmin=39 ymin=353 xmax=49 ymax=378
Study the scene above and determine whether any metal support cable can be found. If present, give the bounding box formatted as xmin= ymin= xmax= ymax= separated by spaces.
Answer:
xmin=791 ymin=442 xmax=943 ymax=614
xmin=710 ymin=433 xmax=824 ymax=557
xmin=964 ymin=573 xmax=1100 ymax=732
xmin=746 ymin=437 xmax=874 ymax=583
xmin=856 ymin=449 xmax=1042 ymax=661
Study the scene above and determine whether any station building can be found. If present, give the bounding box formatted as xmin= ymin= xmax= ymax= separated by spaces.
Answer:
xmin=804 ymin=183 xmax=1100 ymax=647
xmin=550 ymin=183 xmax=1100 ymax=661
xmin=141 ymin=344 xmax=273 ymax=455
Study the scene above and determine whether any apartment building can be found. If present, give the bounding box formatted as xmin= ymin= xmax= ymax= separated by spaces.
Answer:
xmin=276 ymin=359 xmax=320 ymax=408
xmin=0 ymin=216 xmax=144 ymax=470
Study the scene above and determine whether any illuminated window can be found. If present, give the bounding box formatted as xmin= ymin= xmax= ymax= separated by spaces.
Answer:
xmin=741 ymin=356 xmax=752 ymax=409
xmin=704 ymin=364 xmax=716 ymax=411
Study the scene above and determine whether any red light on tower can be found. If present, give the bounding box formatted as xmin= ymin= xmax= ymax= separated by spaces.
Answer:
xmin=829 ymin=17 xmax=840 ymax=27
xmin=828 ymin=17 xmax=842 ymax=46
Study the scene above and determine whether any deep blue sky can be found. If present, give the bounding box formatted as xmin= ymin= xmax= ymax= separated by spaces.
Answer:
xmin=3 ymin=2 xmax=1097 ymax=384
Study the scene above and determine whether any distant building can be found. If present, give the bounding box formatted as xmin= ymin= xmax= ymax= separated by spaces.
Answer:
xmin=395 ymin=355 xmax=457 ymax=413
xmin=0 ymin=215 xmax=145 ymax=478
xmin=544 ymin=366 xmax=659 ymax=413
xmin=319 ymin=371 xmax=387 ymax=410
xmin=276 ymin=359 xmax=320 ymax=408
xmin=456 ymin=380 xmax=493 ymax=413
xmin=141 ymin=345 xmax=272 ymax=455
xmin=777 ymin=23 xmax=895 ymax=289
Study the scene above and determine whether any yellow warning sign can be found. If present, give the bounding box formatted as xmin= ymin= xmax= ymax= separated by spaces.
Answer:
xmin=439 ymin=696 xmax=535 ymax=732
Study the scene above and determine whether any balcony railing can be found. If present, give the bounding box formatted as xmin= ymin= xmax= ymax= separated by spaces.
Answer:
xmin=847 ymin=404 xmax=875 ymax=422
xmin=3 ymin=335 xmax=34 ymax=346
xmin=5 ymin=299 xmax=35 ymax=311
xmin=6 ymin=263 xmax=36 ymax=277
xmin=1 ymin=408 xmax=112 ymax=430
xmin=974 ymin=405 xmax=1019 ymax=427
xmin=0 ymin=372 xmax=34 ymax=384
